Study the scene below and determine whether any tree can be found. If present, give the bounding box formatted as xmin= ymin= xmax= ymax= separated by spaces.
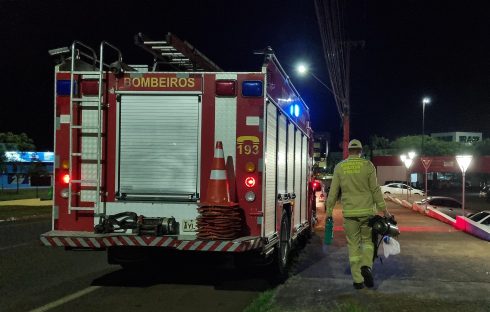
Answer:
xmin=0 ymin=132 xmax=35 ymax=151
xmin=373 ymin=135 xmax=478 ymax=156
xmin=474 ymin=139 xmax=490 ymax=156
xmin=369 ymin=135 xmax=391 ymax=150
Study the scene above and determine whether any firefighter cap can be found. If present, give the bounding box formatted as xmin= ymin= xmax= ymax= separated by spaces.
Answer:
xmin=348 ymin=139 xmax=363 ymax=150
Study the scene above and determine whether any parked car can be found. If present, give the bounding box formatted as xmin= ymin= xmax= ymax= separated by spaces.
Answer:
xmin=415 ymin=196 xmax=478 ymax=219
xmin=384 ymin=180 xmax=405 ymax=185
xmin=468 ymin=211 xmax=490 ymax=227
xmin=381 ymin=183 xmax=425 ymax=195
xmin=479 ymin=185 xmax=489 ymax=199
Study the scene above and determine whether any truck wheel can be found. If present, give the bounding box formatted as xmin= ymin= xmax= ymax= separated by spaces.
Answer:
xmin=273 ymin=213 xmax=291 ymax=281
xmin=108 ymin=246 xmax=146 ymax=270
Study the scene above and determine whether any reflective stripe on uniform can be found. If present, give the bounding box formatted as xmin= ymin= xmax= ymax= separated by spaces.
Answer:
xmin=349 ymin=255 xmax=361 ymax=262
xmin=343 ymin=208 xmax=374 ymax=217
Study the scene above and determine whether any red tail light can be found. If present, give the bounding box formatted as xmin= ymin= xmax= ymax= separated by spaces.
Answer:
xmin=245 ymin=177 xmax=256 ymax=188
xmin=62 ymin=174 xmax=70 ymax=184
xmin=215 ymin=80 xmax=237 ymax=96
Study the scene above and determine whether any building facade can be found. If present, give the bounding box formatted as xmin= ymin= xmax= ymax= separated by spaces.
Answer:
xmin=431 ymin=132 xmax=482 ymax=144
xmin=1 ymin=151 xmax=53 ymax=190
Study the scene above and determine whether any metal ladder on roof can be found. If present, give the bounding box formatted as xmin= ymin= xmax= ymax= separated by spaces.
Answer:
xmin=67 ymin=41 xmax=122 ymax=215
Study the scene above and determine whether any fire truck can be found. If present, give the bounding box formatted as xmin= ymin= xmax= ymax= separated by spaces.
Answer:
xmin=42 ymin=33 xmax=317 ymax=276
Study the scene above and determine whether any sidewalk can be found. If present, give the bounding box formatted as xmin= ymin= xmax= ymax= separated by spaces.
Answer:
xmin=270 ymin=201 xmax=490 ymax=312
xmin=0 ymin=198 xmax=53 ymax=206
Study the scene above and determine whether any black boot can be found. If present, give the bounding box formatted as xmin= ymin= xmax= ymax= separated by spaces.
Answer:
xmin=361 ymin=266 xmax=374 ymax=288
xmin=353 ymin=282 xmax=364 ymax=290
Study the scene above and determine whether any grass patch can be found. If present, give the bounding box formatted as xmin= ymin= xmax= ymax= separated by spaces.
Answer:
xmin=0 ymin=205 xmax=51 ymax=220
xmin=244 ymin=291 xmax=369 ymax=312
xmin=244 ymin=289 xmax=276 ymax=312
xmin=0 ymin=188 xmax=50 ymax=201
xmin=330 ymin=302 xmax=368 ymax=312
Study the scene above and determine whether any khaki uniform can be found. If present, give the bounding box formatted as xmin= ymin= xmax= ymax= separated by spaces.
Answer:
xmin=326 ymin=155 xmax=386 ymax=283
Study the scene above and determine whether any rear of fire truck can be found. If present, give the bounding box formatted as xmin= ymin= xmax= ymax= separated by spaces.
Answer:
xmin=42 ymin=34 xmax=315 ymax=276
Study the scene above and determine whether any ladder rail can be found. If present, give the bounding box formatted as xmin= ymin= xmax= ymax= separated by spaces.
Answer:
xmin=67 ymin=41 xmax=123 ymax=215
xmin=68 ymin=41 xmax=98 ymax=214
xmin=96 ymin=41 xmax=123 ymax=215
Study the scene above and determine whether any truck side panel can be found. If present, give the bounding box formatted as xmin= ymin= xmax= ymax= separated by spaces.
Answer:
xmin=235 ymin=73 xmax=265 ymax=237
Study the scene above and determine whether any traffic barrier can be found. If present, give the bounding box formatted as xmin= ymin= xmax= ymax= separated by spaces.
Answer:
xmin=389 ymin=195 xmax=490 ymax=242
xmin=455 ymin=216 xmax=490 ymax=241
xmin=412 ymin=202 xmax=426 ymax=214
xmin=401 ymin=199 xmax=412 ymax=209
xmin=426 ymin=207 xmax=455 ymax=226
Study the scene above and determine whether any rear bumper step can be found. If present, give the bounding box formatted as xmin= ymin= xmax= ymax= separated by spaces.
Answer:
xmin=40 ymin=231 xmax=263 ymax=252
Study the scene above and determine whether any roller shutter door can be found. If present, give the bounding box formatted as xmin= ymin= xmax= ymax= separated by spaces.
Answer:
xmin=301 ymin=135 xmax=308 ymax=223
xmin=119 ymin=95 xmax=200 ymax=196
xmin=294 ymin=130 xmax=303 ymax=221
xmin=264 ymin=103 xmax=277 ymax=236
xmin=277 ymin=114 xmax=287 ymax=194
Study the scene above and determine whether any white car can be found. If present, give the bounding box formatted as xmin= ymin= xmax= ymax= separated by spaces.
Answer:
xmin=381 ymin=183 xmax=424 ymax=195
xmin=468 ymin=211 xmax=490 ymax=227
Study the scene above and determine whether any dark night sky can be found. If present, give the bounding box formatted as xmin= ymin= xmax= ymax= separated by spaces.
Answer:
xmin=0 ymin=0 xmax=489 ymax=151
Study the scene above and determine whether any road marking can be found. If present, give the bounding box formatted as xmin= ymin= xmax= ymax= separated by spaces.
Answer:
xmin=0 ymin=219 xmax=49 ymax=227
xmin=0 ymin=241 xmax=32 ymax=251
xmin=29 ymin=286 xmax=101 ymax=312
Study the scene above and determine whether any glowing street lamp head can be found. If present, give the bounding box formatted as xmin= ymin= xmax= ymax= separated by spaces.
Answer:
xmin=408 ymin=151 xmax=416 ymax=159
xmin=456 ymin=155 xmax=473 ymax=173
xmin=297 ymin=64 xmax=308 ymax=75
xmin=422 ymin=97 xmax=431 ymax=105
xmin=404 ymin=158 xmax=413 ymax=169
xmin=400 ymin=154 xmax=407 ymax=162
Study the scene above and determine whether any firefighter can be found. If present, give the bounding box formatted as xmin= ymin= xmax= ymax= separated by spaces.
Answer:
xmin=325 ymin=139 xmax=391 ymax=289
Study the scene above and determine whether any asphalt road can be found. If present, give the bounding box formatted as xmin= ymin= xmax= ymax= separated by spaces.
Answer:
xmin=3 ymin=194 xmax=489 ymax=312
xmin=0 ymin=218 xmax=268 ymax=312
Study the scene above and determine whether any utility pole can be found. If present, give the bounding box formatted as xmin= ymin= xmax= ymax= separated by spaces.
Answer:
xmin=342 ymin=41 xmax=363 ymax=159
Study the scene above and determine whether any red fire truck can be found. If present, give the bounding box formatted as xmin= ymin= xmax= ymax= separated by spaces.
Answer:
xmin=42 ymin=33 xmax=316 ymax=276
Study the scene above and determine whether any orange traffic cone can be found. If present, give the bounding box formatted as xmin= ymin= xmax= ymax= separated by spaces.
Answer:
xmin=200 ymin=141 xmax=236 ymax=207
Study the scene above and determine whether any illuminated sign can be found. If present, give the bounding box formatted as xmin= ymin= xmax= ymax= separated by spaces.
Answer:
xmin=4 ymin=151 xmax=54 ymax=163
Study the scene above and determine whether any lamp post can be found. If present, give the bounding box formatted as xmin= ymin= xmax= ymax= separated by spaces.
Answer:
xmin=297 ymin=63 xmax=349 ymax=159
xmin=422 ymin=97 xmax=431 ymax=155
xmin=456 ymin=155 xmax=472 ymax=217
xmin=400 ymin=152 xmax=416 ymax=200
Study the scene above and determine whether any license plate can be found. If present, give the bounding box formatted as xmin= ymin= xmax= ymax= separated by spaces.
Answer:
xmin=182 ymin=219 xmax=197 ymax=232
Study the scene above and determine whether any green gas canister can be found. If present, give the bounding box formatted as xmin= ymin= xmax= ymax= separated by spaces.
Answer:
xmin=324 ymin=217 xmax=334 ymax=245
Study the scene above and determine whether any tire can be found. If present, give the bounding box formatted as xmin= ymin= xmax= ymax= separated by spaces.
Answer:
xmin=107 ymin=246 xmax=147 ymax=269
xmin=272 ymin=213 xmax=291 ymax=282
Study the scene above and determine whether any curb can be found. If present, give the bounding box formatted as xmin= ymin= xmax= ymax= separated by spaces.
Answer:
xmin=386 ymin=195 xmax=490 ymax=241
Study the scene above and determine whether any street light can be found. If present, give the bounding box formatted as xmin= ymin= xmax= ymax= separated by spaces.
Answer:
xmin=296 ymin=63 xmax=350 ymax=159
xmin=422 ymin=97 xmax=431 ymax=155
xmin=296 ymin=63 xmax=336 ymax=94
xmin=297 ymin=64 xmax=307 ymax=75
xmin=400 ymin=152 xmax=416 ymax=200
xmin=456 ymin=155 xmax=472 ymax=217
